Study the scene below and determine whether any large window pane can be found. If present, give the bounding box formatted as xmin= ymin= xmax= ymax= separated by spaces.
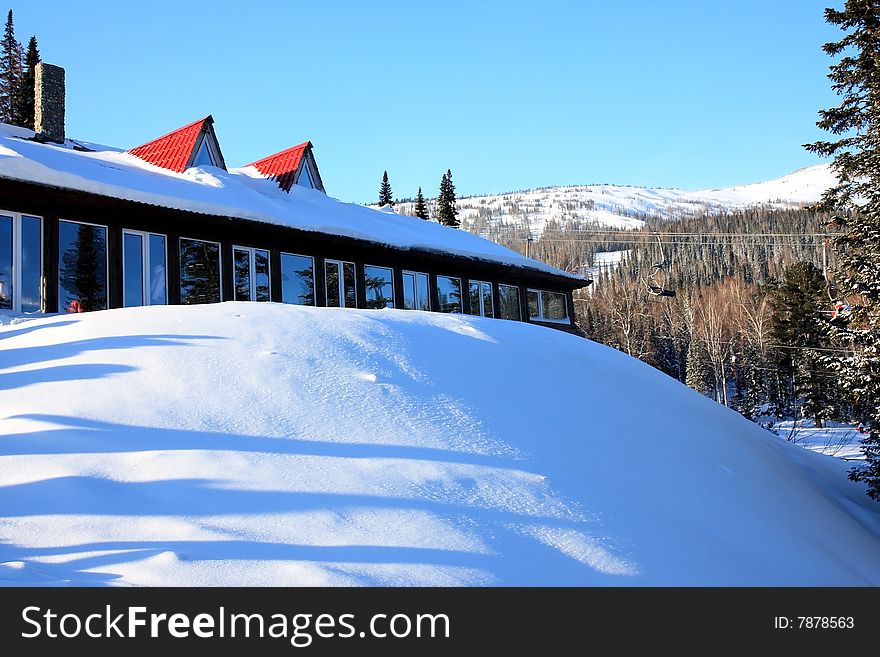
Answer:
xmin=498 ymin=284 xmax=521 ymax=321
xmin=541 ymin=290 xmax=568 ymax=321
xmin=527 ymin=289 xmax=540 ymax=319
xmin=343 ymin=262 xmax=357 ymax=308
xmin=59 ymin=220 xmax=107 ymax=312
xmin=481 ymin=282 xmax=494 ymax=318
xmin=416 ymin=272 xmax=430 ymax=311
xmin=468 ymin=280 xmax=481 ymax=316
xmin=123 ymin=232 xmax=144 ymax=307
xmin=234 ymin=247 xmax=251 ymax=301
xmin=437 ymin=275 xmax=462 ymax=314
xmin=325 ymin=260 xmax=340 ymax=307
xmin=255 ymin=249 xmax=270 ymax=302
xmin=20 ymin=215 xmax=42 ymax=313
xmin=180 ymin=238 xmax=221 ymax=305
xmin=403 ymin=271 xmax=430 ymax=311
xmin=403 ymin=271 xmax=416 ymax=310
xmin=281 ymin=253 xmax=314 ymax=305
xmin=364 ymin=265 xmax=393 ymax=309
xmin=0 ymin=215 xmax=11 ymax=310
xmin=149 ymin=234 xmax=167 ymax=305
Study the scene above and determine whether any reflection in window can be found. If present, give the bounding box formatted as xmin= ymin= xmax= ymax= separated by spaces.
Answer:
xmin=180 ymin=238 xmax=221 ymax=305
xmin=402 ymin=271 xmax=430 ymax=311
xmin=498 ymin=284 xmax=521 ymax=321
xmin=149 ymin=234 xmax=167 ymax=305
xmin=59 ymin=220 xmax=107 ymax=312
xmin=326 ymin=259 xmax=356 ymax=308
xmin=0 ymin=214 xmax=42 ymax=312
xmin=123 ymin=232 xmax=144 ymax=307
xmin=233 ymin=246 xmax=270 ymax=302
xmin=123 ymin=230 xmax=167 ymax=308
xmin=468 ymin=280 xmax=494 ymax=318
xmin=20 ymin=215 xmax=42 ymax=313
xmin=364 ymin=265 xmax=394 ymax=309
xmin=280 ymin=253 xmax=315 ymax=305
xmin=0 ymin=215 xmax=11 ymax=309
xmin=527 ymin=288 xmax=569 ymax=323
xmin=437 ymin=275 xmax=462 ymax=314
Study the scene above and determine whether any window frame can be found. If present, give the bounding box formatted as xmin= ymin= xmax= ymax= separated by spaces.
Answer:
xmin=58 ymin=218 xmax=109 ymax=313
xmin=325 ymin=258 xmax=357 ymax=308
xmin=526 ymin=288 xmax=570 ymax=324
xmin=232 ymin=244 xmax=272 ymax=302
xmin=497 ymin=283 xmax=522 ymax=321
xmin=402 ymin=270 xmax=431 ymax=311
xmin=363 ymin=264 xmax=395 ymax=309
xmin=279 ymin=251 xmax=316 ymax=306
xmin=436 ymin=274 xmax=463 ymax=314
xmin=0 ymin=210 xmax=43 ymax=313
xmin=122 ymin=228 xmax=168 ymax=307
xmin=179 ymin=236 xmax=223 ymax=305
xmin=468 ymin=279 xmax=494 ymax=318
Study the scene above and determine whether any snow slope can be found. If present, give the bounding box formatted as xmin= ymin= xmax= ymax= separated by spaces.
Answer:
xmin=1 ymin=303 xmax=878 ymax=586
xmin=0 ymin=123 xmax=578 ymax=281
xmin=396 ymin=164 xmax=836 ymax=236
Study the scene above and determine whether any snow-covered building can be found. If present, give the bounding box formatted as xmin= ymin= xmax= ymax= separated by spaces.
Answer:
xmin=0 ymin=63 xmax=588 ymax=329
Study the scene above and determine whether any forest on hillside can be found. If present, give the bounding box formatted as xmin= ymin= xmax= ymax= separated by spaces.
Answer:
xmin=490 ymin=208 xmax=862 ymax=437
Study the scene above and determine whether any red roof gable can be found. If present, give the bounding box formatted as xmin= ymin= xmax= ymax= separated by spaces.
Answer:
xmin=246 ymin=141 xmax=312 ymax=192
xmin=127 ymin=116 xmax=219 ymax=173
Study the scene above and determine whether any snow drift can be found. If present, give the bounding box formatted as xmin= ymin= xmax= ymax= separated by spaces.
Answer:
xmin=0 ymin=303 xmax=878 ymax=586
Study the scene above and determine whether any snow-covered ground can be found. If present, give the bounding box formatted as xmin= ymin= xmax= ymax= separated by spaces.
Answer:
xmin=1 ymin=303 xmax=878 ymax=586
xmin=761 ymin=418 xmax=865 ymax=460
xmin=396 ymin=164 xmax=836 ymax=236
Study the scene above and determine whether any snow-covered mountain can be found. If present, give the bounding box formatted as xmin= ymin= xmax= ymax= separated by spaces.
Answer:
xmin=395 ymin=164 xmax=836 ymax=236
xmin=1 ymin=303 xmax=877 ymax=586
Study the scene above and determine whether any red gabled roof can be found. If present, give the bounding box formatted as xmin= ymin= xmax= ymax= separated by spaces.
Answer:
xmin=127 ymin=116 xmax=214 ymax=173
xmin=246 ymin=141 xmax=311 ymax=192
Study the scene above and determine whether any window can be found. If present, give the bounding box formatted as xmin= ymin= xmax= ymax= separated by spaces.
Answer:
xmin=0 ymin=212 xmax=42 ymax=313
xmin=325 ymin=259 xmax=357 ymax=308
xmin=297 ymin=163 xmax=313 ymax=189
xmin=123 ymin=230 xmax=167 ymax=307
xmin=498 ymin=284 xmax=521 ymax=321
xmin=527 ymin=288 xmax=569 ymax=323
xmin=364 ymin=265 xmax=394 ymax=309
xmin=233 ymin=246 xmax=271 ymax=302
xmin=191 ymin=134 xmax=221 ymax=168
xmin=468 ymin=280 xmax=494 ymax=318
xmin=179 ymin=238 xmax=221 ymax=305
xmin=58 ymin=219 xmax=107 ymax=312
xmin=402 ymin=271 xmax=430 ymax=311
xmin=437 ymin=275 xmax=462 ymax=314
xmin=280 ymin=253 xmax=315 ymax=305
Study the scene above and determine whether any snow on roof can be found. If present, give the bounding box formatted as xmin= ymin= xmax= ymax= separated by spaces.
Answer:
xmin=0 ymin=123 xmax=583 ymax=282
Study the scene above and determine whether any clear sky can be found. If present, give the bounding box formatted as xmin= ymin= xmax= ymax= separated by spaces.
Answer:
xmin=14 ymin=0 xmax=840 ymax=202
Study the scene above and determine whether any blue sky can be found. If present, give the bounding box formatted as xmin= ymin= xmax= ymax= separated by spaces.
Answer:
xmin=15 ymin=1 xmax=839 ymax=201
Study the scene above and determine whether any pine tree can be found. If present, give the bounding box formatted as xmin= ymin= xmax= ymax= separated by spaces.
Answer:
xmin=60 ymin=224 xmax=107 ymax=312
xmin=0 ymin=10 xmax=20 ymax=125
xmin=768 ymin=262 xmax=837 ymax=427
xmin=379 ymin=171 xmax=393 ymax=208
xmin=806 ymin=1 xmax=880 ymax=499
xmin=414 ymin=186 xmax=429 ymax=220
xmin=14 ymin=36 xmax=38 ymax=130
xmin=437 ymin=169 xmax=459 ymax=227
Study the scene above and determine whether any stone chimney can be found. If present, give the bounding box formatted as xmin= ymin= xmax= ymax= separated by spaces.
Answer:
xmin=34 ymin=62 xmax=65 ymax=143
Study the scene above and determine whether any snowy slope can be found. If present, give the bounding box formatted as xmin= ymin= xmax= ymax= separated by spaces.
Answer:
xmin=1 ymin=303 xmax=878 ymax=586
xmin=396 ymin=164 xmax=836 ymax=236
xmin=0 ymin=124 xmax=578 ymax=281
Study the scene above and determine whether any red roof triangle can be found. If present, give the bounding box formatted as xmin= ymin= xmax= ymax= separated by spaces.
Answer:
xmin=127 ymin=116 xmax=215 ymax=173
xmin=246 ymin=141 xmax=312 ymax=192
